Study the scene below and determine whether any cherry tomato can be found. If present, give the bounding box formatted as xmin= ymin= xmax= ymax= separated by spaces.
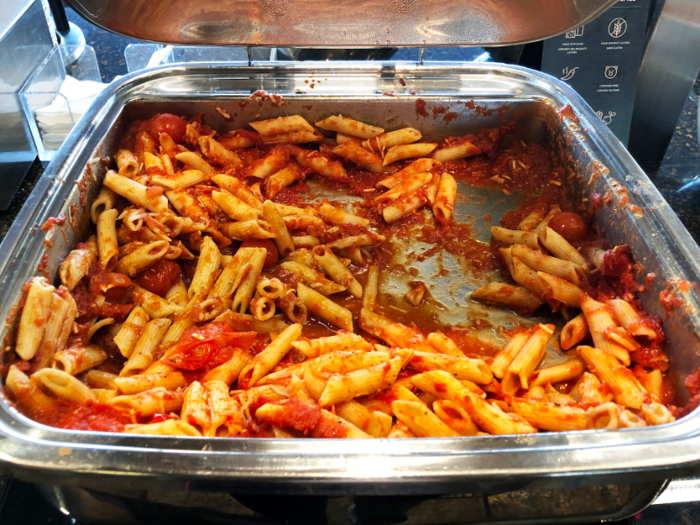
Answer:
xmin=149 ymin=113 xmax=187 ymax=144
xmin=135 ymin=260 xmax=181 ymax=297
xmin=240 ymin=239 xmax=279 ymax=268
xmin=548 ymin=212 xmax=588 ymax=243
xmin=163 ymin=323 xmax=256 ymax=371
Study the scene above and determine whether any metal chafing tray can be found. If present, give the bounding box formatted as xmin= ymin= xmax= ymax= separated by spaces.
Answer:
xmin=1 ymin=63 xmax=700 ymax=509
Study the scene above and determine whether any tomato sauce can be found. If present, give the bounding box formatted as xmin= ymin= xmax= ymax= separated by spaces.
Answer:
xmin=34 ymin=400 xmax=137 ymax=432
xmin=260 ymin=399 xmax=321 ymax=432
xmin=135 ymin=260 xmax=181 ymax=297
xmin=40 ymin=214 xmax=66 ymax=231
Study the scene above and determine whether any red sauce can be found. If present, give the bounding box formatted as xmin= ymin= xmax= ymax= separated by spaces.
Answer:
xmin=89 ymin=270 xmax=132 ymax=303
xmin=35 ymin=400 xmax=136 ymax=432
xmin=312 ymin=413 xmax=349 ymax=438
xmin=260 ymin=399 xmax=321 ymax=432
xmin=686 ymin=368 xmax=700 ymax=397
xmin=659 ymin=279 xmax=687 ymax=317
xmin=40 ymin=214 xmax=66 ymax=231
xmin=415 ymin=98 xmax=428 ymax=118
xmin=558 ymin=104 xmax=579 ymax=123
xmin=135 ymin=260 xmax=181 ymax=297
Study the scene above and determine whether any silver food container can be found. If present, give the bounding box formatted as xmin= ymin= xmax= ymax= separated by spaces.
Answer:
xmin=1 ymin=63 xmax=700 ymax=513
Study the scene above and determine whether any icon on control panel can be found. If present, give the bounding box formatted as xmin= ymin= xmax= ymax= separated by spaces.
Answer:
xmin=604 ymin=66 xmax=618 ymax=79
xmin=596 ymin=110 xmax=617 ymax=125
xmin=560 ymin=67 xmax=579 ymax=81
xmin=608 ymin=18 xmax=627 ymax=38
xmin=565 ymin=26 xmax=584 ymax=38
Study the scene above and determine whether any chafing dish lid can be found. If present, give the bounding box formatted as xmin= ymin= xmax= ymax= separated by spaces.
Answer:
xmin=65 ymin=0 xmax=617 ymax=47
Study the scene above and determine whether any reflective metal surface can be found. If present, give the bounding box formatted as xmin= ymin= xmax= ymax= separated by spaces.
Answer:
xmin=629 ymin=0 xmax=700 ymax=162
xmin=65 ymin=0 xmax=618 ymax=47
xmin=0 ymin=0 xmax=53 ymax=210
xmin=1 ymin=63 xmax=700 ymax=496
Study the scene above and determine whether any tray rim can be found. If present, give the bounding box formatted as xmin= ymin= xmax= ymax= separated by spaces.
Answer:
xmin=1 ymin=62 xmax=699 ymax=490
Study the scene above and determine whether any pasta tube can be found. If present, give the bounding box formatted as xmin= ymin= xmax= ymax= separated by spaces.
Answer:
xmin=432 ymin=141 xmax=480 ymax=163
xmin=315 ymin=115 xmax=384 ymax=138
xmin=312 ymin=245 xmax=362 ymax=298
xmin=238 ymin=323 xmax=302 ymax=389
xmin=298 ymin=283 xmax=353 ymax=332
xmin=432 ymin=173 xmax=457 ymax=225
xmin=392 ymin=400 xmax=460 ymax=437
xmin=15 ymin=278 xmax=54 ymax=361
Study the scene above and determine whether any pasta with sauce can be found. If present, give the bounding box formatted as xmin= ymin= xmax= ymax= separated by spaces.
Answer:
xmin=4 ymin=110 xmax=678 ymax=438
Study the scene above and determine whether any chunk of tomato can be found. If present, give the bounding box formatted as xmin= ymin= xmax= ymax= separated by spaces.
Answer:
xmin=150 ymin=113 xmax=187 ymax=144
xmin=135 ymin=260 xmax=181 ymax=297
xmin=162 ymin=322 xmax=256 ymax=371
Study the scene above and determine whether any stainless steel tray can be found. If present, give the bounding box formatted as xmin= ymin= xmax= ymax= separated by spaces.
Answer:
xmin=1 ymin=63 xmax=700 ymax=497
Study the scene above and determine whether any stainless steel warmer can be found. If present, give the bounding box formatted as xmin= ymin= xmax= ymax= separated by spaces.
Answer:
xmin=1 ymin=63 xmax=700 ymax=519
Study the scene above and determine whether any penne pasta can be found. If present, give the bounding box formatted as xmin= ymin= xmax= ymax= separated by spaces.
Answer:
xmin=114 ymin=241 xmax=169 ymax=276
xmin=114 ymin=372 xmax=186 ymax=395
xmin=151 ymin=170 xmax=209 ymax=190
xmin=30 ymin=289 xmax=76 ymax=372
xmin=432 ymin=173 xmax=457 ymax=225
xmin=97 ymin=208 xmax=119 ymax=269
xmin=298 ymin=283 xmax=353 ymax=332
xmin=315 ymin=115 xmax=384 ymax=139
xmin=32 ymin=368 xmax=96 ymax=403
xmin=560 ymin=313 xmax=590 ymax=350
xmin=471 ymin=282 xmax=543 ymax=313
xmin=312 ymin=245 xmax=362 ymax=298
xmin=175 ymin=151 xmax=216 ymax=175
xmin=238 ymin=323 xmax=302 ymax=389
xmin=538 ymin=226 xmax=587 ymax=267
xmin=577 ymin=345 xmax=647 ymax=409
xmin=198 ymin=136 xmax=243 ymax=167
xmin=382 ymin=143 xmax=437 ymax=166
xmin=59 ymin=236 xmax=98 ymax=290
xmin=211 ymin=174 xmax=264 ymax=209
xmin=263 ymin=199 xmax=295 ymax=257
xmin=319 ymin=356 xmax=402 ymax=406
xmin=537 ymin=271 xmax=584 ymax=308
xmin=504 ymin=323 xmax=554 ymax=390
xmin=579 ymin=294 xmax=631 ymax=365
xmin=6 ymin=112 xmax=676 ymax=441
xmin=332 ymin=142 xmax=385 ymax=173
xmin=53 ymin=345 xmax=107 ymax=375
xmin=426 ymin=331 xmax=465 ymax=357
xmin=608 ymin=299 xmax=657 ymax=339
xmin=392 ymin=400 xmax=460 ymax=437
xmin=432 ymin=141 xmax=480 ymax=163
xmin=250 ymin=115 xmax=315 ymax=136
xmin=530 ymin=358 xmax=585 ymax=387
xmin=90 ymin=187 xmax=119 ymax=224
xmin=104 ymin=171 xmax=169 ymax=213
xmin=363 ymin=127 xmax=422 ymax=152
xmin=15 ymin=278 xmax=54 ymax=361
xmin=511 ymin=244 xmax=584 ymax=285
xmin=490 ymin=331 xmax=530 ymax=379
xmin=121 ymin=318 xmax=171 ymax=376
xmin=317 ymin=202 xmax=369 ymax=227
xmin=510 ymin=398 xmax=586 ymax=431
xmin=491 ymin=226 xmax=540 ymax=250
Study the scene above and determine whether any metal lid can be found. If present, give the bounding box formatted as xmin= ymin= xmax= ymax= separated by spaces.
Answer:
xmin=66 ymin=0 xmax=617 ymax=47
